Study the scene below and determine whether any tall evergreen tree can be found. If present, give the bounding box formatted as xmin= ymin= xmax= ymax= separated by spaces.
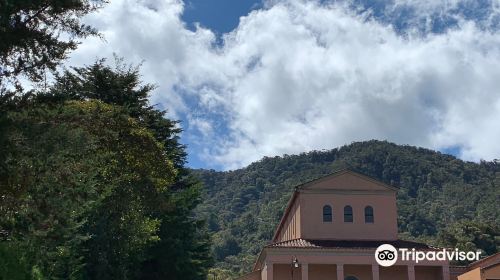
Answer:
xmin=40 ymin=59 xmax=186 ymax=170
xmin=46 ymin=60 xmax=213 ymax=279
xmin=1 ymin=61 xmax=212 ymax=279
xmin=0 ymin=0 xmax=106 ymax=84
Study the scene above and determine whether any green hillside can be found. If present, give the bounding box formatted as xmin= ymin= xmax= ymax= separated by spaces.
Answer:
xmin=193 ymin=140 xmax=500 ymax=277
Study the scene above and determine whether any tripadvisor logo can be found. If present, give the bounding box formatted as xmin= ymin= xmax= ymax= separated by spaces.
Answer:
xmin=375 ymin=244 xmax=398 ymax=267
xmin=375 ymin=244 xmax=482 ymax=267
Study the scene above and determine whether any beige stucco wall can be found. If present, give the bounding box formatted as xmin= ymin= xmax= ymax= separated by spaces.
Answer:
xmin=274 ymin=263 xmax=373 ymax=280
xmin=274 ymin=264 xmax=301 ymax=280
xmin=380 ymin=265 xmax=408 ymax=280
xmin=302 ymin=172 xmax=392 ymax=191
xmin=277 ymin=200 xmax=301 ymax=242
xmin=457 ymin=268 xmax=481 ymax=280
xmin=272 ymin=171 xmax=399 ymax=242
xmin=308 ymin=264 xmax=337 ymax=280
xmin=299 ymin=191 xmax=398 ymax=240
xmin=264 ymin=248 xmax=448 ymax=266
xmin=483 ymin=264 xmax=500 ymax=279
xmin=260 ymin=263 xmax=445 ymax=280
xmin=344 ymin=264 xmax=373 ymax=280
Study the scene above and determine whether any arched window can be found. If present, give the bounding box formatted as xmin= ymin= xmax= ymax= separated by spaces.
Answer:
xmin=365 ymin=206 xmax=374 ymax=223
xmin=345 ymin=276 xmax=359 ymax=280
xmin=344 ymin=205 xmax=353 ymax=223
xmin=323 ymin=205 xmax=332 ymax=222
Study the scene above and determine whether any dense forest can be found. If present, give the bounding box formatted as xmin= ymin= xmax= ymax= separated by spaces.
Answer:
xmin=193 ymin=141 xmax=500 ymax=278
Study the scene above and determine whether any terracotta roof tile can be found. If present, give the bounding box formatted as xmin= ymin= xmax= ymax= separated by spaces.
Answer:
xmin=266 ymin=238 xmax=434 ymax=250
xmin=467 ymin=252 xmax=500 ymax=270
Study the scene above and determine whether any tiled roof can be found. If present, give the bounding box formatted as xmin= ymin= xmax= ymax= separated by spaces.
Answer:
xmin=265 ymin=238 xmax=433 ymax=250
xmin=467 ymin=252 xmax=500 ymax=270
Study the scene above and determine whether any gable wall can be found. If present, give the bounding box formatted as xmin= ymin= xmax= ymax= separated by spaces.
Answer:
xmin=299 ymin=190 xmax=398 ymax=240
xmin=276 ymin=198 xmax=301 ymax=242
xmin=483 ymin=264 xmax=500 ymax=279
xmin=305 ymin=172 xmax=393 ymax=191
xmin=272 ymin=171 xmax=399 ymax=242
xmin=457 ymin=268 xmax=481 ymax=280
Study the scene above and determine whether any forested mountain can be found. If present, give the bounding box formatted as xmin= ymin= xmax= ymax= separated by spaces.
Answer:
xmin=193 ymin=141 xmax=500 ymax=277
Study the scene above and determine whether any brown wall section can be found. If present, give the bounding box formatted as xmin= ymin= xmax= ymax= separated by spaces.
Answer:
xmin=415 ymin=266 xmax=441 ymax=279
xmin=484 ymin=264 xmax=500 ymax=279
xmin=344 ymin=264 xmax=373 ymax=280
xmin=274 ymin=264 xmax=301 ymax=280
xmin=264 ymin=263 xmax=446 ymax=280
xmin=380 ymin=265 xmax=408 ymax=280
xmin=308 ymin=264 xmax=337 ymax=280
xmin=457 ymin=268 xmax=481 ymax=280
xmin=277 ymin=200 xmax=301 ymax=242
xmin=304 ymin=172 xmax=393 ymax=192
xmin=300 ymin=191 xmax=398 ymax=240
xmin=273 ymin=171 xmax=399 ymax=242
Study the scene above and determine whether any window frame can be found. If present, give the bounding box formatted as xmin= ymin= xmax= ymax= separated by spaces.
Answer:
xmin=344 ymin=205 xmax=353 ymax=223
xmin=323 ymin=205 xmax=333 ymax=222
xmin=365 ymin=206 xmax=374 ymax=223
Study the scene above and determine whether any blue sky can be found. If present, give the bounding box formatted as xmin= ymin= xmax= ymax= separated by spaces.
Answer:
xmin=179 ymin=0 xmax=263 ymax=168
xmin=72 ymin=0 xmax=500 ymax=170
xmin=182 ymin=0 xmax=263 ymax=35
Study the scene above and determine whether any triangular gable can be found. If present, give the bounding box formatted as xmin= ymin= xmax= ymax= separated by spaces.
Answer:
xmin=271 ymin=169 xmax=397 ymax=244
xmin=299 ymin=169 xmax=398 ymax=192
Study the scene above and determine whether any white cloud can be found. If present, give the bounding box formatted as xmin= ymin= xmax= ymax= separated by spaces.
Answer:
xmin=71 ymin=0 xmax=500 ymax=169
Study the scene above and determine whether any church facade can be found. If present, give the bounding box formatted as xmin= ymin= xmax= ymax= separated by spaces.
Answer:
xmin=236 ymin=169 xmax=493 ymax=280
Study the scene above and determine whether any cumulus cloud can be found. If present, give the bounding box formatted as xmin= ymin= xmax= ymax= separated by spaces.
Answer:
xmin=71 ymin=0 xmax=500 ymax=169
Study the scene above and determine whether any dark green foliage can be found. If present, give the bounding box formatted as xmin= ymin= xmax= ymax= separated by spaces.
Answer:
xmin=0 ymin=62 xmax=212 ymax=279
xmin=139 ymin=184 xmax=213 ymax=280
xmin=436 ymin=220 xmax=500 ymax=265
xmin=1 ymin=101 xmax=176 ymax=279
xmin=438 ymin=221 xmax=500 ymax=255
xmin=38 ymin=58 xmax=186 ymax=169
xmin=193 ymin=141 xmax=500 ymax=276
xmin=0 ymin=0 xmax=106 ymax=84
xmin=41 ymin=61 xmax=212 ymax=277
xmin=0 ymin=242 xmax=31 ymax=280
xmin=1 ymin=2 xmax=211 ymax=277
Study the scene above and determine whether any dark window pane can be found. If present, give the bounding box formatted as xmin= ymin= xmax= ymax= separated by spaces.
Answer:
xmin=323 ymin=205 xmax=332 ymax=222
xmin=365 ymin=206 xmax=374 ymax=223
xmin=344 ymin=205 xmax=353 ymax=223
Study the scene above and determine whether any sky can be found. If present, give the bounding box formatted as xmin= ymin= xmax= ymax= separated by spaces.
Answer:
xmin=68 ymin=0 xmax=500 ymax=170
